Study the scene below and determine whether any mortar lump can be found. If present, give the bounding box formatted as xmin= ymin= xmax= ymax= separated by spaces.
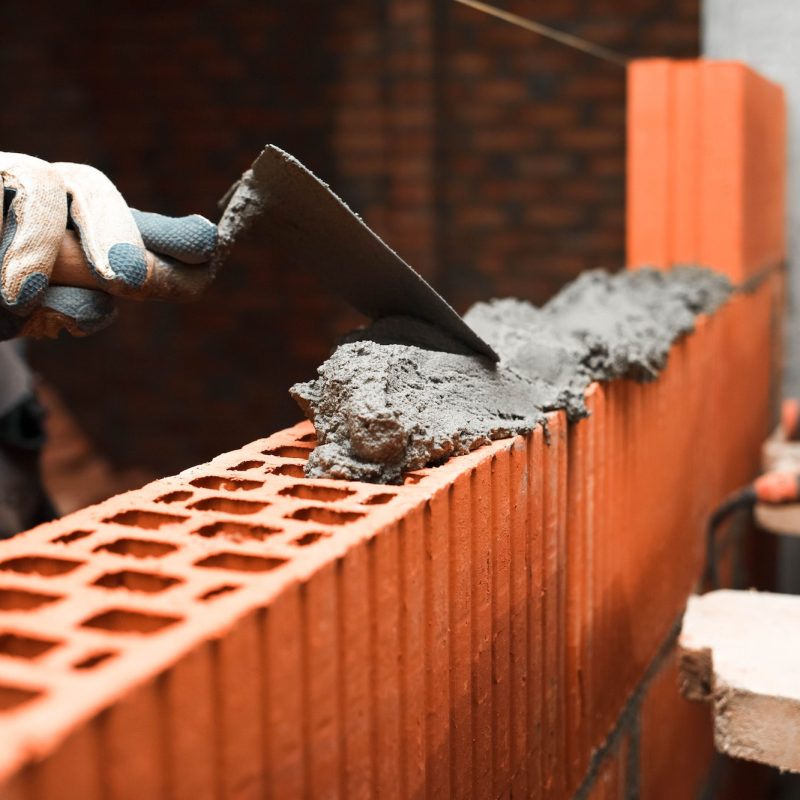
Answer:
xmin=290 ymin=267 xmax=732 ymax=483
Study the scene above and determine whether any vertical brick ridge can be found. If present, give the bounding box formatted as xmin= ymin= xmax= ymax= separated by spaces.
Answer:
xmin=491 ymin=452 xmax=511 ymax=797
xmin=508 ymin=438 xmax=530 ymax=797
xmin=527 ymin=425 xmax=546 ymax=793
xmin=448 ymin=476 xmax=473 ymax=798
xmin=470 ymin=462 xmax=492 ymax=798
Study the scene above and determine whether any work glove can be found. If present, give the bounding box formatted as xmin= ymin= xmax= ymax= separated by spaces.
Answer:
xmin=0 ymin=153 xmax=218 ymax=340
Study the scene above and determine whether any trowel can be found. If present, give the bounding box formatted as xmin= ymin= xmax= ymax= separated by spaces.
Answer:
xmin=51 ymin=145 xmax=499 ymax=361
xmin=213 ymin=145 xmax=499 ymax=361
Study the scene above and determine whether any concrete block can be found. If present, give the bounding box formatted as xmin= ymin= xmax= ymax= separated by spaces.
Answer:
xmin=680 ymin=590 xmax=800 ymax=772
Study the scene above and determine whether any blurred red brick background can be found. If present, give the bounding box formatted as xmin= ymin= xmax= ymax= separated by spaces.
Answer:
xmin=1 ymin=0 xmax=698 ymax=475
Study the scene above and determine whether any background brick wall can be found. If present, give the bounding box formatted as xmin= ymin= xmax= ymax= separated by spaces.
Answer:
xmin=1 ymin=0 xmax=699 ymax=475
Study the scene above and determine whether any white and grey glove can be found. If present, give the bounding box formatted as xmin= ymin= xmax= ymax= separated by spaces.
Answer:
xmin=0 ymin=153 xmax=217 ymax=339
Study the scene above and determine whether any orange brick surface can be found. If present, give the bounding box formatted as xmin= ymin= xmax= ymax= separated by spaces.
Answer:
xmin=627 ymin=59 xmax=786 ymax=279
xmin=640 ymin=649 xmax=715 ymax=800
xmin=0 ymin=272 xmax=780 ymax=798
xmin=587 ymin=737 xmax=630 ymax=800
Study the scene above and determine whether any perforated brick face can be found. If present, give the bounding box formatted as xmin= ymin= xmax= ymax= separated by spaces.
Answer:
xmin=0 ymin=421 xmax=426 ymax=793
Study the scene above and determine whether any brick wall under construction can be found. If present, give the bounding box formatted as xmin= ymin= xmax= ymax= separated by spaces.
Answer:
xmin=0 ymin=274 xmax=782 ymax=799
xmin=0 ymin=58 xmax=788 ymax=798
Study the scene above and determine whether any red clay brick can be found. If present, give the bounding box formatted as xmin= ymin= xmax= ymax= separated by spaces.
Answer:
xmin=627 ymin=59 xmax=785 ymax=278
xmin=424 ymin=489 xmax=452 ymax=797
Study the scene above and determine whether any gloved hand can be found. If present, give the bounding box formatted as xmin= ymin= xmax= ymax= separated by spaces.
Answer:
xmin=0 ymin=153 xmax=218 ymax=339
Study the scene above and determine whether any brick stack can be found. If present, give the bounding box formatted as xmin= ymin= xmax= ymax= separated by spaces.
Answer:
xmin=0 ymin=273 xmax=781 ymax=798
xmin=0 ymin=0 xmax=701 ymax=475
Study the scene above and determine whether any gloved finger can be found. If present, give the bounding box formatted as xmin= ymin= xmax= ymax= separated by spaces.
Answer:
xmin=131 ymin=209 xmax=217 ymax=264
xmin=0 ymin=153 xmax=67 ymax=310
xmin=50 ymin=231 xmax=214 ymax=302
xmin=53 ymin=162 xmax=147 ymax=290
xmin=20 ymin=287 xmax=116 ymax=339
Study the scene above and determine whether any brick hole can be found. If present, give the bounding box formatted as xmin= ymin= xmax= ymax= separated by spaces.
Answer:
xmin=104 ymin=509 xmax=188 ymax=529
xmin=154 ymin=490 xmax=193 ymax=504
xmin=195 ymin=552 xmax=286 ymax=573
xmin=362 ymin=493 xmax=397 ymax=506
xmin=0 ymin=555 xmax=83 ymax=577
xmin=94 ymin=538 xmax=177 ymax=559
xmin=230 ymin=460 xmax=265 ymax=471
xmin=189 ymin=497 xmax=268 ymax=515
xmin=292 ymin=531 xmax=330 ymax=547
xmin=263 ymin=445 xmax=311 ymax=460
xmin=0 ymin=632 xmax=60 ymax=660
xmin=0 ymin=587 xmax=61 ymax=611
xmin=279 ymin=484 xmax=355 ymax=502
xmin=298 ymin=432 xmax=317 ymax=443
xmin=81 ymin=608 xmax=182 ymax=635
xmin=403 ymin=474 xmax=425 ymax=485
xmin=51 ymin=530 xmax=92 ymax=545
xmin=0 ymin=684 xmax=41 ymax=712
xmin=193 ymin=521 xmax=279 ymax=542
xmin=93 ymin=570 xmax=182 ymax=594
xmin=270 ymin=463 xmax=306 ymax=479
xmin=189 ymin=476 xmax=263 ymax=492
xmin=287 ymin=507 xmax=365 ymax=525
xmin=198 ymin=584 xmax=239 ymax=601
xmin=72 ymin=650 xmax=116 ymax=670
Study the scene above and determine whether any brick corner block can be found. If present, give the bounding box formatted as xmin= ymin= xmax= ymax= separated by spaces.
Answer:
xmin=627 ymin=58 xmax=786 ymax=279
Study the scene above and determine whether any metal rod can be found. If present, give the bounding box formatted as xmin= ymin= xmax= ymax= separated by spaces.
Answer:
xmin=453 ymin=0 xmax=629 ymax=67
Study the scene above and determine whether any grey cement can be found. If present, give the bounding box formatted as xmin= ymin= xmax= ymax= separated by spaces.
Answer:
xmin=291 ymin=267 xmax=732 ymax=484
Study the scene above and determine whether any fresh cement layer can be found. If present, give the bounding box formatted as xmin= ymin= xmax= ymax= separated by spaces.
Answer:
xmin=291 ymin=267 xmax=732 ymax=484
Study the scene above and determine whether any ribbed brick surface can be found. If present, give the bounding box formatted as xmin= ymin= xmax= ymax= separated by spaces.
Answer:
xmin=627 ymin=59 xmax=786 ymax=279
xmin=0 ymin=271 xmax=780 ymax=798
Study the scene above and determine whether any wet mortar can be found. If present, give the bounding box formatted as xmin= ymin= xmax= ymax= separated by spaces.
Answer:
xmin=290 ymin=267 xmax=732 ymax=484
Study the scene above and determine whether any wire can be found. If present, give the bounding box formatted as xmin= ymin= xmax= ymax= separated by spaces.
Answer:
xmin=704 ymin=486 xmax=757 ymax=591
xmin=453 ymin=0 xmax=629 ymax=68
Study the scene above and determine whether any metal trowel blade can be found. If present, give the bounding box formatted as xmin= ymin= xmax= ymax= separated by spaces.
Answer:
xmin=214 ymin=145 xmax=499 ymax=363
